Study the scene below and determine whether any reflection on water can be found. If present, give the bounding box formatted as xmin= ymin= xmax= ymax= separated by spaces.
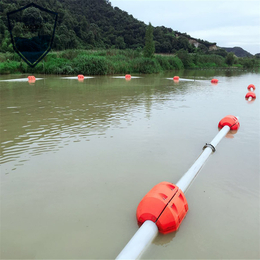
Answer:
xmin=0 ymin=70 xmax=259 ymax=259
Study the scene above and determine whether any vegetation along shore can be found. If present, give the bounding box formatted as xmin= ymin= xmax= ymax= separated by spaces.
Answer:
xmin=0 ymin=0 xmax=259 ymax=75
xmin=0 ymin=48 xmax=259 ymax=75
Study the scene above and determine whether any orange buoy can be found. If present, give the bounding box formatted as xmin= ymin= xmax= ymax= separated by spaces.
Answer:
xmin=136 ymin=181 xmax=188 ymax=234
xmin=218 ymin=115 xmax=240 ymax=131
xmin=173 ymin=76 xmax=179 ymax=81
xmin=28 ymin=76 xmax=36 ymax=83
xmin=247 ymin=84 xmax=255 ymax=91
xmin=211 ymin=78 xmax=218 ymax=84
xmin=156 ymin=188 xmax=188 ymax=234
xmin=245 ymin=91 xmax=256 ymax=99
xmin=78 ymin=74 xmax=84 ymax=80
xmin=125 ymin=74 xmax=131 ymax=80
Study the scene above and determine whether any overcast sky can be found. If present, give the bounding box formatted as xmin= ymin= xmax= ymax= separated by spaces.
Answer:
xmin=110 ymin=0 xmax=260 ymax=55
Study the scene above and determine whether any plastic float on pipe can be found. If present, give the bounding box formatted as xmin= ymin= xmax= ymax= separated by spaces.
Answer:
xmin=247 ymin=84 xmax=255 ymax=91
xmin=125 ymin=74 xmax=131 ymax=80
xmin=78 ymin=74 xmax=84 ymax=81
xmin=135 ymin=116 xmax=240 ymax=236
xmin=173 ymin=76 xmax=179 ymax=81
xmin=245 ymin=91 xmax=256 ymax=100
xmin=218 ymin=115 xmax=240 ymax=130
xmin=116 ymin=115 xmax=240 ymax=260
xmin=28 ymin=75 xmax=36 ymax=83
xmin=137 ymin=182 xmax=188 ymax=234
xmin=211 ymin=78 xmax=218 ymax=84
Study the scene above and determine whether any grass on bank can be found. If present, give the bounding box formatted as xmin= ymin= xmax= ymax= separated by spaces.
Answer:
xmin=0 ymin=49 xmax=259 ymax=75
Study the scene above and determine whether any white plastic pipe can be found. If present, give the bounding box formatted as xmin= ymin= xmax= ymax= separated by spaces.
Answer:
xmin=176 ymin=125 xmax=230 ymax=192
xmin=116 ymin=125 xmax=231 ymax=260
xmin=116 ymin=220 xmax=158 ymax=260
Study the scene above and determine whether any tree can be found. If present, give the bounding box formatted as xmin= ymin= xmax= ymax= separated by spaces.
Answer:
xmin=177 ymin=49 xmax=192 ymax=68
xmin=22 ymin=7 xmax=43 ymax=29
xmin=115 ymin=36 xmax=126 ymax=49
xmin=143 ymin=22 xmax=155 ymax=58
xmin=225 ymin=52 xmax=235 ymax=66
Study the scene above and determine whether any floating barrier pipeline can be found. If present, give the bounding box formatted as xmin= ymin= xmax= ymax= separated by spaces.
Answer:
xmin=60 ymin=76 xmax=94 ymax=80
xmin=116 ymin=115 xmax=240 ymax=259
xmin=0 ymin=77 xmax=43 ymax=82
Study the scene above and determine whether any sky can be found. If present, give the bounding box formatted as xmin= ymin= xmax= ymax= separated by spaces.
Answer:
xmin=109 ymin=0 xmax=260 ymax=55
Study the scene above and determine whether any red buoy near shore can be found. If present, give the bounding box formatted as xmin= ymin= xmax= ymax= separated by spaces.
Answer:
xmin=211 ymin=78 xmax=218 ymax=84
xmin=28 ymin=76 xmax=36 ymax=83
xmin=78 ymin=74 xmax=84 ymax=81
xmin=173 ymin=76 xmax=179 ymax=81
xmin=125 ymin=74 xmax=131 ymax=80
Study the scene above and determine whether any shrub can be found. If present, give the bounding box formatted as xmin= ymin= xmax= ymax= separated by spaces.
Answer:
xmin=168 ymin=56 xmax=184 ymax=69
xmin=130 ymin=57 xmax=161 ymax=74
xmin=0 ymin=61 xmax=20 ymax=74
xmin=73 ymin=55 xmax=109 ymax=75
xmin=155 ymin=56 xmax=171 ymax=70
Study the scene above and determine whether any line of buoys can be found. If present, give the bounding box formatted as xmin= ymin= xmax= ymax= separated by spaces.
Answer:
xmin=125 ymin=74 xmax=131 ymax=80
xmin=116 ymin=115 xmax=240 ymax=259
xmin=28 ymin=76 xmax=36 ymax=83
xmin=211 ymin=78 xmax=218 ymax=84
xmin=173 ymin=76 xmax=179 ymax=81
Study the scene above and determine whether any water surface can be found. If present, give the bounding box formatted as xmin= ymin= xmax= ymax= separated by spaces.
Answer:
xmin=0 ymin=70 xmax=259 ymax=259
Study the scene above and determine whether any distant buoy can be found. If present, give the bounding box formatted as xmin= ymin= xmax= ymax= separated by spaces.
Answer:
xmin=211 ymin=78 xmax=218 ymax=84
xmin=78 ymin=74 xmax=84 ymax=80
xmin=173 ymin=76 xmax=179 ymax=81
xmin=247 ymin=84 xmax=255 ymax=91
xmin=125 ymin=74 xmax=131 ymax=80
xmin=28 ymin=76 xmax=36 ymax=83
xmin=78 ymin=74 xmax=84 ymax=82
xmin=245 ymin=91 xmax=256 ymax=99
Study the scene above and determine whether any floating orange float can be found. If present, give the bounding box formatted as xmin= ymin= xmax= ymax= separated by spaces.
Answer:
xmin=211 ymin=78 xmax=218 ymax=84
xmin=125 ymin=74 xmax=131 ymax=80
xmin=78 ymin=74 xmax=84 ymax=81
xmin=136 ymin=181 xmax=188 ymax=234
xmin=28 ymin=76 xmax=36 ymax=83
xmin=173 ymin=76 xmax=179 ymax=81
xmin=245 ymin=91 xmax=256 ymax=99
xmin=218 ymin=115 xmax=240 ymax=131
xmin=156 ymin=187 xmax=188 ymax=234
xmin=247 ymin=84 xmax=255 ymax=91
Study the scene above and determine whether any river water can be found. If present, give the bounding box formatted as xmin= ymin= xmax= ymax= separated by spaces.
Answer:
xmin=0 ymin=70 xmax=259 ymax=259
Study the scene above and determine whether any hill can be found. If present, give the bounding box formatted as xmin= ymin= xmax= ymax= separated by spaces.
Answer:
xmin=221 ymin=47 xmax=253 ymax=58
xmin=0 ymin=0 xmax=217 ymax=54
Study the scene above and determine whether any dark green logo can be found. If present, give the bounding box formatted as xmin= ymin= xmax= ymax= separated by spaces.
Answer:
xmin=7 ymin=3 xmax=58 ymax=67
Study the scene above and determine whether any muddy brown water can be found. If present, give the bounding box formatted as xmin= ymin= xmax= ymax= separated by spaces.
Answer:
xmin=0 ymin=70 xmax=259 ymax=259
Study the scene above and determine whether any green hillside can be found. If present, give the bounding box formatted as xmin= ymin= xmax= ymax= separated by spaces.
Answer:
xmin=0 ymin=0 xmax=215 ymax=53
xmin=1 ymin=0 xmax=259 ymax=74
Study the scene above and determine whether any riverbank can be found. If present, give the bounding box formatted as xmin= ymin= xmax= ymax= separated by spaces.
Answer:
xmin=0 ymin=49 xmax=259 ymax=75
